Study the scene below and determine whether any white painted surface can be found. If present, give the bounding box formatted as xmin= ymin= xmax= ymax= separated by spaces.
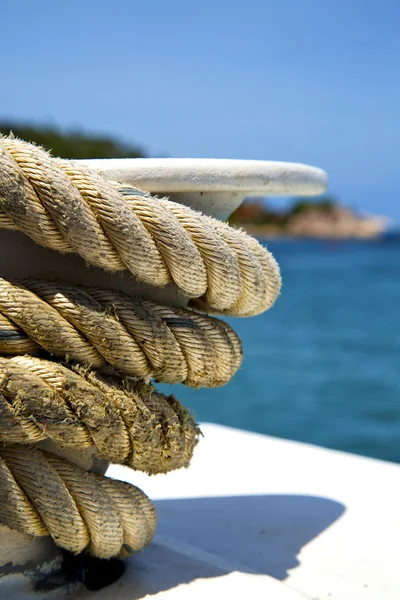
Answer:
xmin=78 ymin=158 xmax=328 ymax=195
xmin=106 ymin=423 xmax=400 ymax=600
xmin=1 ymin=570 xmax=307 ymax=600
xmin=78 ymin=158 xmax=329 ymax=218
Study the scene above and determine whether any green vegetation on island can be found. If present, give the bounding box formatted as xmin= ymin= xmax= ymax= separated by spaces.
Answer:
xmin=0 ymin=122 xmax=145 ymax=159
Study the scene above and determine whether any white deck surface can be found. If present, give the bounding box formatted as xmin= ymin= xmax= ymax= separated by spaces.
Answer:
xmin=104 ymin=422 xmax=400 ymax=600
xmin=4 ymin=423 xmax=399 ymax=599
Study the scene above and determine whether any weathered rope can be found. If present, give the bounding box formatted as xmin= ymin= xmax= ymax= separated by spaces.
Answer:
xmin=0 ymin=136 xmax=282 ymax=562
xmin=0 ymin=445 xmax=157 ymax=558
xmin=0 ymin=279 xmax=242 ymax=388
xmin=0 ymin=137 xmax=281 ymax=316
xmin=0 ymin=356 xmax=200 ymax=474
xmin=0 ymin=355 xmax=199 ymax=557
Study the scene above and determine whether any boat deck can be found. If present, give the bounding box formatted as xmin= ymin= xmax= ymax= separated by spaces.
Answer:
xmin=98 ymin=422 xmax=399 ymax=599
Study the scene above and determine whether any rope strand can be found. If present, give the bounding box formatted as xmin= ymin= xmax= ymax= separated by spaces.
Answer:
xmin=0 ymin=445 xmax=157 ymax=558
xmin=0 ymin=137 xmax=281 ymax=316
xmin=0 ymin=355 xmax=200 ymax=474
xmin=0 ymin=278 xmax=242 ymax=387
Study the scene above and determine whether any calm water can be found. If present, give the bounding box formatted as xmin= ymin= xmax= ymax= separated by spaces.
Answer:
xmin=161 ymin=239 xmax=400 ymax=463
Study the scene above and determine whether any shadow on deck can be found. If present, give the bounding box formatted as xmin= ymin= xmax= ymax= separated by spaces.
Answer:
xmin=115 ymin=493 xmax=345 ymax=598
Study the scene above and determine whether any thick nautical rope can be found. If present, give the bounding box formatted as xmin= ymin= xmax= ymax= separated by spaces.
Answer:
xmin=0 ymin=137 xmax=281 ymax=316
xmin=0 ymin=356 xmax=200 ymax=557
xmin=0 ymin=445 xmax=157 ymax=558
xmin=0 ymin=356 xmax=200 ymax=474
xmin=0 ymin=137 xmax=281 ymax=559
xmin=0 ymin=279 xmax=242 ymax=388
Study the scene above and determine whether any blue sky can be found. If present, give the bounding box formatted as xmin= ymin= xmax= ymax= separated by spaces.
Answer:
xmin=2 ymin=1 xmax=399 ymax=219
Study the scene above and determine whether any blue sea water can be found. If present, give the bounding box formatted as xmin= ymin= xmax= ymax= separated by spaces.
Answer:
xmin=161 ymin=239 xmax=400 ymax=464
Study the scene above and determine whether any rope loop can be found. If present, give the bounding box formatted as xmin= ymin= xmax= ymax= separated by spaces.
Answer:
xmin=0 ymin=136 xmax=281 ymax=316
xmin=0 ymin=136 xmax=282 ymax=559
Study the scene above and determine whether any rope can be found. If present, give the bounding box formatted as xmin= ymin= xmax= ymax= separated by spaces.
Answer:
xmin=0 ymin=279 xmax=242 ymax=388
xmin=0 ymin=355 xmax=200 ymax=474
xmin=0 ymin=445 xmax=157 ymax=558
xmin=0 ymin=137 xmax=281 ymax=316
xmin=0 ymin=355 xmax=199 ymax=557
xmin=0 ymin=136 xmax=281 ymax=562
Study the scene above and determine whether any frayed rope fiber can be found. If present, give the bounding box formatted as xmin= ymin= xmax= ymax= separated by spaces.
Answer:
xmin=0 ymin=137 xmax=281 ymax=558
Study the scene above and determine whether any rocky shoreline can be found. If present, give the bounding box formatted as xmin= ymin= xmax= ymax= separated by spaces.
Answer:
xmin=230 ymin=199 xmax=390 ymax=240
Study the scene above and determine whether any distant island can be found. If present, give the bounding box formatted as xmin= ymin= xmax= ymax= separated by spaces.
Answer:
xmin=229 ymin=197 xmax=390 ymax=240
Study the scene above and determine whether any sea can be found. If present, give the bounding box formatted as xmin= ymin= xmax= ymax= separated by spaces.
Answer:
xmin=160 ymin=238 xmax=400 ymax=464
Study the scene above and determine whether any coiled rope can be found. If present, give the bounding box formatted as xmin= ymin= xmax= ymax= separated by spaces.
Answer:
xmin=0 ymin=137 xmax=281 ymax=316
xmin=0 ymin=137 xmax=281 ymax=560
xmin=0 ymin=279 xmax=243 ymax=388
